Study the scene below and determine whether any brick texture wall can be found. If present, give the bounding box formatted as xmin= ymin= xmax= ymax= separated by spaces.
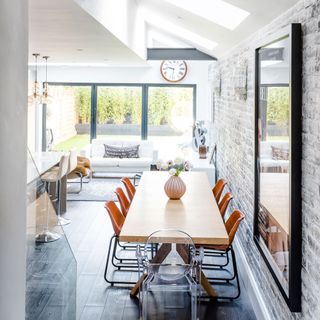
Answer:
xmin=213 ymin=1 xmax=320 ymax=319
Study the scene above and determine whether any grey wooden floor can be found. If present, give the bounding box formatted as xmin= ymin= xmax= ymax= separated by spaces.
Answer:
xmin=63 ymin=201 xmax=257 ymax=320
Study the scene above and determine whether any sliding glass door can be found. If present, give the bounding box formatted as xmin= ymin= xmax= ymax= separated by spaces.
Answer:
xmin=47 ymin=85 xmax=91 ymax=151
xmin=96 ymin=86 xmax=142 ymax=141
xmin=147 ymin=86 xmax=194 ymax=158
xmin=46 ymin=83 xmax=195 ymax=157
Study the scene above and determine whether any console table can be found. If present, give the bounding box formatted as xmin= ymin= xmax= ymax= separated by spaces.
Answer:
xmin=190 ymin=153 xmax=216 ymax=188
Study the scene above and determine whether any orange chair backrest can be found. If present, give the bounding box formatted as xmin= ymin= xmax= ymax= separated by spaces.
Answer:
xmin=121 ymin=177 xmax=136 ymax=201
xmin=104 ymin=201 xmax=125 ymax=236
xmin=212 ymin=178 xmax=227 ymax=203
xmin=225 ymin=210 xmax=245 ymax=246
xmin=218 ymin=192 xmax=233 ymax=219
xmin=115 ymin=187 xmax=130 ymax=217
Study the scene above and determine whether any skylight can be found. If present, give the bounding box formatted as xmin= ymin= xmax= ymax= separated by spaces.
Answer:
xmin=164 ymin=0 xmax=250 ymax=31
xmin=143 ymin=13 xmax=217 ymax=51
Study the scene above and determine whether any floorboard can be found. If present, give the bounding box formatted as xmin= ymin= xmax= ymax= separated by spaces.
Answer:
xmin=61 ymin=201 xmax=257 ymax=320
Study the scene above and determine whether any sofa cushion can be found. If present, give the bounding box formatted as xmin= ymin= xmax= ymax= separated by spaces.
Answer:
xmin=271 ymin=146 xmax=289 ymax=160
xmin=118 ymin=157 xmax=152 ymax=168
xmin=138 ymin=141 xmax=154 ymax=158
xmin=90 ymin=157 xmax=119 ymax=167
xmin=104 ymin=144 xmax=140 ymax=159
xmin=260 ymin=140 xmax=289 ymax=159
xmin=91 ymin=139 xmax=154 ymax=158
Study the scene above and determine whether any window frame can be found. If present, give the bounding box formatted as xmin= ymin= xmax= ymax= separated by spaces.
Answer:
xmin=47 ymin=82 xmax=197 ymax=142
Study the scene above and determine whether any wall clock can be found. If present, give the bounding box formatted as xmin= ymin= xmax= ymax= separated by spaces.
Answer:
xmin=160 ymin=60 xmax=188 ymax=82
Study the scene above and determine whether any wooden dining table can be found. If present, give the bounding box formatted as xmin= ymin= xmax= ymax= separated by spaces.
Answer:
xmin=119 ymin=171 xmax=229 ymax=298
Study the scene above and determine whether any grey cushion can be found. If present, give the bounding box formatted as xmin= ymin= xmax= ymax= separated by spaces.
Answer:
xmin=103 ymin=144 xmax=140 ymax=159
xmin=271 ymin=146 xmax=289 ymax=160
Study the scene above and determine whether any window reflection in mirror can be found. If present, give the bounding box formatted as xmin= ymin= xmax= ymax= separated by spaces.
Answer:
xmin=257 ymin=36 xmax=290 ymax=293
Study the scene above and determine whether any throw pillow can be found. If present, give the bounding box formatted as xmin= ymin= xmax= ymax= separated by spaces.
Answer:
xmin=104 ymin=144 xmax=140 ymax=159
xmin=271 ymin=146 xmax=289 ymax=160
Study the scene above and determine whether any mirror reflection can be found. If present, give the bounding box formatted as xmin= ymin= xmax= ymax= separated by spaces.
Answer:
xmin=257 ymin=36 xmax=290 ymax=293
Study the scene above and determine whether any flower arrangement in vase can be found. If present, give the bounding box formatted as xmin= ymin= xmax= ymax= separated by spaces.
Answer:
xmin=156 ymin=158 xmax=192 ymax=200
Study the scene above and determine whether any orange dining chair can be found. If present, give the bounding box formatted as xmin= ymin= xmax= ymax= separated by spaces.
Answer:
xmin=202 ymin=210 xmax=245 ymax=300
xmin=212 ymin=178 xmax=227 ymax=203
xmin=104 ymin=201 xmax=137 ymax=286
xmin=218 ymin=192 xmax=233 ymax=220
xmin=205 ymin=191 xmax=233 ymax=258
xmin=121 ymin=177 xmax=136 ymax=201
xmin=115 ymin=187 xmax=130 ymax=217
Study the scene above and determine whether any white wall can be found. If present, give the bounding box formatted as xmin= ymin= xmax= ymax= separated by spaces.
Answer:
xmin=0 ymin=0 xmax=28 ymax=319
xmin=37 ymin=60 xmax=213 ymax=120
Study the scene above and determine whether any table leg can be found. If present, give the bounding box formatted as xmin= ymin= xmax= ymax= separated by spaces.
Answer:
xmin=176 ymin=244 xmax=218 ymax=298
xmin=130 ymin=243 xmax=172 ymax=298
xmin=130 ymin=274 xmax=147 ymax=298
xmin=200 ymin=271 xmax=218 ymax=298
xmin=60 ymin=176 xmax=66 ymax=213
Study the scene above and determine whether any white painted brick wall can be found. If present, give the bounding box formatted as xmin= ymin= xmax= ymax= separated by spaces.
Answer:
xmin=213 ymin=0 xmax=320 ymax=319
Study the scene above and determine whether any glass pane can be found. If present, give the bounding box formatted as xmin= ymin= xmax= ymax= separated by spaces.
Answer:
xmin=97 ymin=86 xmax=142 ymax=140
xmin=148 ymin=87 xmax=194 ymax=159
xmin=47 ymin=85 xmax=91 ymax=152
xmin=26 ymin=150 xmax=76 ymax=319
xmin=257 ymin=36 xmax=290 ymax=293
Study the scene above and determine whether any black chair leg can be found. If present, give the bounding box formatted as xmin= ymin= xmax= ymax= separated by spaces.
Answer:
xmin=104 ymin=235 xmax=116 ymax=285
xmin=202 ymin=250 xmax=230 ymax=269
xmin=207 ymin=246 xmax=241 ymax=300
xmin=104 ymin=235 xmax=139 ymax=286
xmin=205 ymin=250 xmax=237 ymax=281
xmin=112 ymin=239 xmax=139 ymax=270
xmin=230 ymin=246 xmax=241 ymax=299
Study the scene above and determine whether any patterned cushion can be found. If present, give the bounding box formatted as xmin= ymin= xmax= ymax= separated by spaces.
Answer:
xmin=271 ymin=146 xmax=289 ymax=160
xmin=103 ymin=144 xmax=140 ymax=159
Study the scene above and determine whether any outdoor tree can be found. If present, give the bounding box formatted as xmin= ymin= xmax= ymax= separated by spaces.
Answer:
xmin=267 ymin=87 xmax=289 ymax=125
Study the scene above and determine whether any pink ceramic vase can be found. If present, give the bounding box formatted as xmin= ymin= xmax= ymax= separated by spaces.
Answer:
xmin=164 ymin=176 xmax=186 ymax=200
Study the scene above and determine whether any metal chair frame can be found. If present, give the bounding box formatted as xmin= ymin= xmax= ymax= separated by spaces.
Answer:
xmin=104 ymin=234 xmax=139 ymax=286
xmin=206 ymin=246 xmax=241 ymax=300
xmin=67 ymin=170 xmax=92 ymax=194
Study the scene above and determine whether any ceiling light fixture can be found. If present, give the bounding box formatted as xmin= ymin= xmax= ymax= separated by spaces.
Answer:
xmin=28 ymin=53 xmax=41 ymax=104
xmin=41 ymin=56 xmax=52 ymax=104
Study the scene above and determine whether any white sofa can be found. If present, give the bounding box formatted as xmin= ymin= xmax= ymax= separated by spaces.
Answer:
xmin=80 ymin=139 xmax=157 ymax=174
xmin=260 ymin=140 xmax=289 ymax=172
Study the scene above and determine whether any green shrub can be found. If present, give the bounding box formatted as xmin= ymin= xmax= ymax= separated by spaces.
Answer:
xmin=74 ymin=86 xmax=193 ymax=126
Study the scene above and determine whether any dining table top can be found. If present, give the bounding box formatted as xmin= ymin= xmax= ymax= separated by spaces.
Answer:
xmin=119 ymin=171 xmax=229 ymax=246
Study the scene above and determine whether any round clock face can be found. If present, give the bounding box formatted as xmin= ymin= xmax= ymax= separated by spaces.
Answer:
xmin=160 ymin=60 xmax=187 ymax=82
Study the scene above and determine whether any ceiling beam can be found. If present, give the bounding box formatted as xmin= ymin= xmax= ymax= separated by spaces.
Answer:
xmin=147 ymin=48 xmax=217 ymax=60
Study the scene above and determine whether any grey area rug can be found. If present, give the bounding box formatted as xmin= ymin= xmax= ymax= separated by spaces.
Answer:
xmin=67 ymin=177 xmax=122 ymax=201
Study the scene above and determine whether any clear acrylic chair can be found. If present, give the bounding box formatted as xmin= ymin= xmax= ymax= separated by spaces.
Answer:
xmin=136 ymin=229 xmax=203 ymax=320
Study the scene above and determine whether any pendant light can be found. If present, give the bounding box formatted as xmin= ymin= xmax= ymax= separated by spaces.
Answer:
xmin=28 ymin=53 xmax=41 ymax=104
xmin=41 ymin=55 xmax=52 ymax=104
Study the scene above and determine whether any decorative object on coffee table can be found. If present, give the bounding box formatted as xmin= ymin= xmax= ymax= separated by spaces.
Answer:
xmin=162 ymin=158 xmax=190 ymax=200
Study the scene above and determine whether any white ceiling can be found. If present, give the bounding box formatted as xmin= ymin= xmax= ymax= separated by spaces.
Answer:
xmin=29 ymin=0 xmax=148 ymax=66
xmin=29 ymin=0 xmax=301 ymax=64
xmin=139 ymin=0 xmax=301 ymax=58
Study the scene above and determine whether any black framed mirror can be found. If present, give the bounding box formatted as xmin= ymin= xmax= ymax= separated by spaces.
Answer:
xmin=254 ymin=24 xmax=302 ymax=311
